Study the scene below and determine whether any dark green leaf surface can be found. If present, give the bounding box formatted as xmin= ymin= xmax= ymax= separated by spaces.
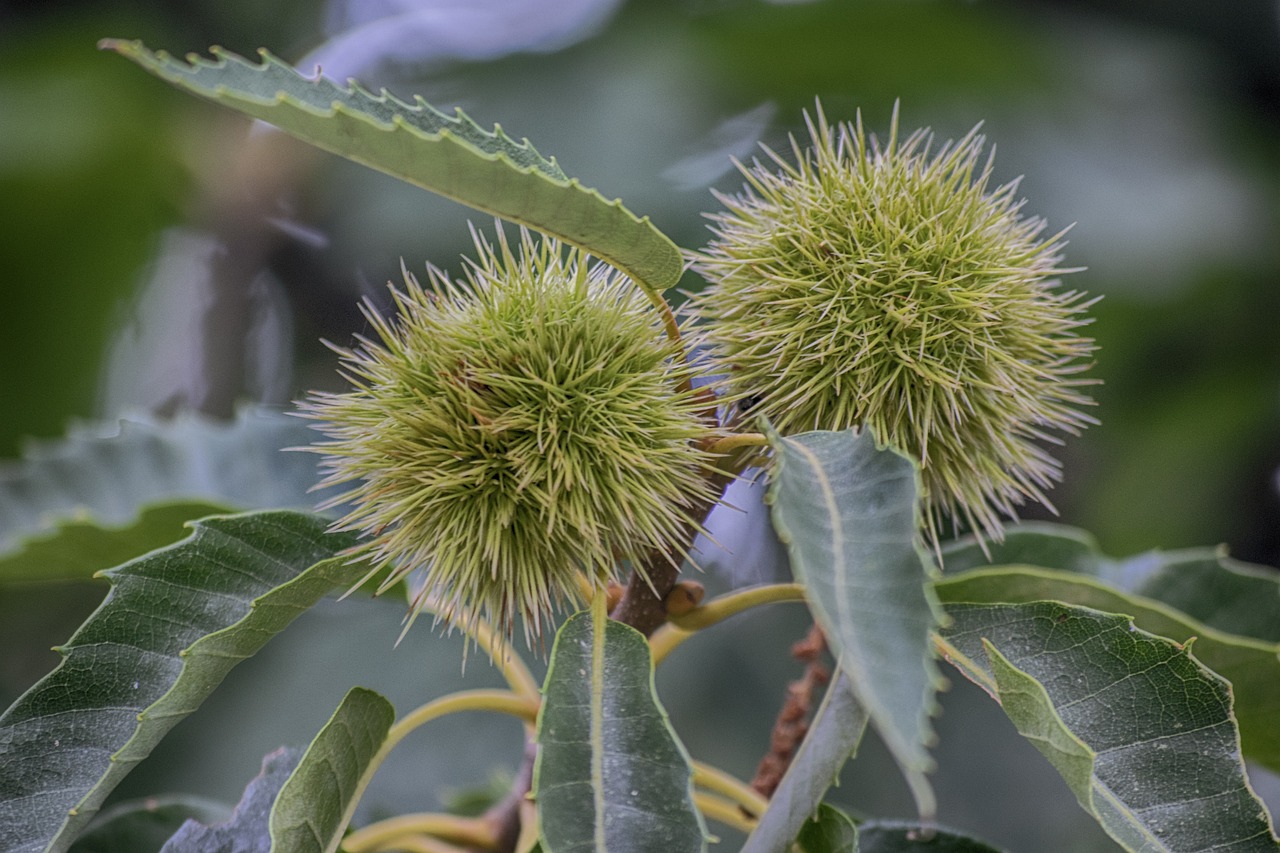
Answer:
xmin=70 ymin=796 xmax=231 ymax=853
xmin=0 ymin=408 xmax=325 ymax=583
xmin=858 ymin=820 xmax=1006 ymax=852
xmin=158 ymin=747 xmax=301 ymax=853
xmin=942 ymin=522 xmax=1280 ymax=643
xmin=937 ymin=523 xmax=1280 ymax=773
xmin=742 ymin=675 xmax=867 ymax=853
xmin=535 ymin=609 xmax=705 ymax=853
xmin=939 ymin=601 xmax=1280 ymax=852
xmin=269 ymin=687 xmax=395 ymax=853
xmin=101 ymin=42 xmax=683 ymax=296
xmin=796 ymin=803 xmax=858 ymax=853
xmin=940 ymin=522 xmax=1099 ymax=576
xmin=767 ymin=428 xmax=946 ymax=816
xmin=0 ymin=502 xmax=229 ymax=584
xmin=0 ymin=511 xmax=361 ymax=853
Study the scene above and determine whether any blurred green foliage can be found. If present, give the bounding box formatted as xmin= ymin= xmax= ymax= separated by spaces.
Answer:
xmin=3 ymin=1 xmax=1278 ymax=850
xmin=0 ymin=17 xmax=186 ymax=456
xmin=6 ymin=0 xmax=1277 ymax=561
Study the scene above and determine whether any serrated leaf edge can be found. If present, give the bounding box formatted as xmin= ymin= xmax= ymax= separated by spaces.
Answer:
xmin=99 ymin=40 xmax=684 ymax=292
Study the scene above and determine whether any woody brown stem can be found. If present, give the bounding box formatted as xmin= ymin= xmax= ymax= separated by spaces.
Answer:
xmin=749 ymin=622 xmax=830 ymax=801
xmin=481 ymin=739 xmax=537 ymax=853
xmin=611 ymin=460 xmax=734 ymax=636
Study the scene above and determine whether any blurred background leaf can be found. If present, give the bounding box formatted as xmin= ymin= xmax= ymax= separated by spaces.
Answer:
xmin=3 ymin=0 xmax=1279 ymax=849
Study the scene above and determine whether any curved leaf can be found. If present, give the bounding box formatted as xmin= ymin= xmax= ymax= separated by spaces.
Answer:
xmin=940 ymin=522 xmax=1099 ymax=576
xmin=742 ymin=674 xmax=868 ymax=853
xmin=269 ymin=687 xmax=396 ymax=853
xmin=942 ymin=522 xmax=1280 ymax=643
xmin=534 ymin=606 xmax=705 ymax=853
xmin=159 ymin=747 xmax=301 ymax=853
xmin=1 ymin=502 xmax=230 ymax=584
xmin=935 ymin=567 xmax=1280 ymax=776
xmin=938 ymin=601 xmax=1280 ymax=852
xmin=99 ymin=41 xmax=683 ymax=295
xmin=937 ymin=524 xmax=1280 ymax=774
xmin=796 ymin=803 xmax=858 ymax=853
xmin=767 ymin=427 xmax=946 ymax=817
xmin=0 ymin=511 xmax=360 ymax=853
xmin=0 ymin=408 xmax=325 ymax=583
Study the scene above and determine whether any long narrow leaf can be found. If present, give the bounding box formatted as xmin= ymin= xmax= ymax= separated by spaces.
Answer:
xmin=767 ymin=427 xmax=946 ymax=817
xmin=534 ymin=605 xmax=705 ymax=853
xmin=100 ymin=41 xmax=684 ymax=295
xmin=0 ymin=511 xmax=360 ymax=853
xmin=742 ymin=674 xmax=868 ymax=853
xmin=939 ymin=601 xmax=1279 ymax=852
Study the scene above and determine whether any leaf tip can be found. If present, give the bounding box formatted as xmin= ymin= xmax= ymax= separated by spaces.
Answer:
xmin=97 ymin=37 xmax=131 ymax=53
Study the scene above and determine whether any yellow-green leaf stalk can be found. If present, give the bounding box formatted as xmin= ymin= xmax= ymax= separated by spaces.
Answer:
xmin=301 ymin=226 xmax=719 ymax=641
xmin=692 ymin=106 xmax=1098 ymax=545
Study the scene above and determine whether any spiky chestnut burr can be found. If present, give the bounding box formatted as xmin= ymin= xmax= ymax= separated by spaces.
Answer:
xmin=692 ymin=106 xmax=1097 ymax=544
xmin=301 ymin=227 xmax=719 ymax=641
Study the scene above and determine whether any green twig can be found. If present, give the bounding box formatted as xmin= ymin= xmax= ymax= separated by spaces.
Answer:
xmin=337 ymin=689 xmax=538 ymax=851
xmin=650 ymin=583 xmax=807 ymax=665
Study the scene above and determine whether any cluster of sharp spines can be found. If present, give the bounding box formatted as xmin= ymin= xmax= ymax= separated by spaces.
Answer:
xmin=302 ymin=226 xmax=717 ymax=642
xmin=693 ymin=105 xmax=1097 ymax=545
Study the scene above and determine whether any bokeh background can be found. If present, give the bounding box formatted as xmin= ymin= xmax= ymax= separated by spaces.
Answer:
xmin=3 ymin=1 xmax=1279 ymax=850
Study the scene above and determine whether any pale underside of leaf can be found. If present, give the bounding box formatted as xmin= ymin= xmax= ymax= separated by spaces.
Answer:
xmin=99 ymin=41 xmax=684 ymax=296
xmin=767 ymin=427 xmax=946 ymax=818
xmin=159 ymin=747 xmax=301 ymax=853
xmin=741 ymin=674 xmax=868 ymax=853
xmin=0 ymin=407 xmax=326 ymax=584
xmin=939 ymin=601 xmax=1279 ymax=853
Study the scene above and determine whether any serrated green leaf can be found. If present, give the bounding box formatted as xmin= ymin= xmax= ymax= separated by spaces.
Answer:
xmin=742 ymin=675 xmax=867 ymax=853
xmin=767 ymin=427 xmax=946 ymax=817
xmin=796 ymin=803 xmax=859 ymax=853
xmin=269 ymin=687 xmax=395 ymax=853
xmin=0 ymin=511 xmax=360 ymax=853
xmin=939 ymin=601 xmax=1280 ymax=852
xmin=534 ymin=607 xmax=705 ymax=853
xmin=936 ymin=523 xmax=1280 ymax=773
xmin=857 ymin=820 xmax=1007 ymax=852
xmin=100 ymin=41 xmax=683 ymax=295
xmin=0 ymin=408 xmax=325 ymax=583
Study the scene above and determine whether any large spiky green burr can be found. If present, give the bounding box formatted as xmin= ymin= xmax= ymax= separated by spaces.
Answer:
xmin=302 ymin=227 xmax=718 ymax=640
xmin=692 ymin=107 xmax=1097 ymax=543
